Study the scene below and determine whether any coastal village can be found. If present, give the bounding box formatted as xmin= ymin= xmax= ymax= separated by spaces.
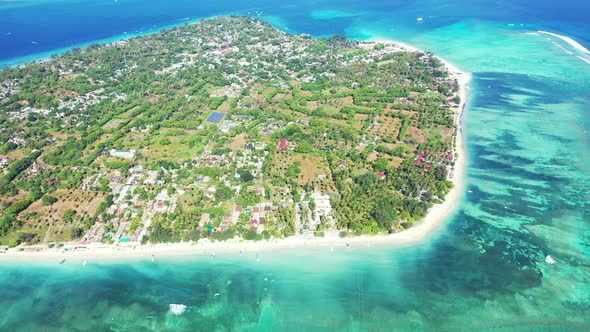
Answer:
xmin=0 ymin=17 xmax=463 ymax=251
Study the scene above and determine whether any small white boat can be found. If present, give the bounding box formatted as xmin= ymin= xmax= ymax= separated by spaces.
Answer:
xmin=416 ymin=17 xmax=423 ymax=22
xmin=82 ymin=260 xmax=87 ymax=266
xmin=545 ymin=255 xmax=556 ymax=265
xmin=169 ymin=304 xmax=187 ymax=316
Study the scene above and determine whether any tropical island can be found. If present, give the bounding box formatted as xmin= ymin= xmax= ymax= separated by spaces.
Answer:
xmin=0 ymin=16 xmax=468 ymax=256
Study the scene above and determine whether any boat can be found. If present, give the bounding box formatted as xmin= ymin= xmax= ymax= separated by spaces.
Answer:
xmin=82 ymin=260 xmax=87 ymax=266
xmin=417 ymin=17 xmax=424 ymax=22
xmin=169 ymin=304 xmax=187 ymax=316
xmin=59 ymin=259 xmax=66 ymax=265
xmin=545 ymin=255 xmax=556 ymax=264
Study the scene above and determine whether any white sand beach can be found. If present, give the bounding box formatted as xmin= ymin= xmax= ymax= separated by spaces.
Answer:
xmin=0 ymin=40 xmax=471 ymax=262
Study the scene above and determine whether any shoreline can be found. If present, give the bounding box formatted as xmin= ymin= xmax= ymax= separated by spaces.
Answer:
xmin=0 ymin=16 xmax=222 ymax=69
xmin=0 ymin=39 xmax=471 ymax=262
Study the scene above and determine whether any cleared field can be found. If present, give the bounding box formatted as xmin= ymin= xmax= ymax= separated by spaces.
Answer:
xmin=4 ymin=148 xmax=28 ymax=160
xmin=217 ymin=101 xmax=232 ymax=112
xmin=176 ymin=189 xmax=202 ymax=212
xmin=407 ymin=125 xmax=427 ymax=143
xmin=115 ymin=132 xmax=145 ymax=149
xmin=10 ymin=189 xmax=108 ymax=243
xmin=123 ymin=128 xmax=205 ymax=161
xmin=24 ymin=189 xmax=107 ymax=224
xmin=102 ymin=118 xmax=126 ymax=130
xmin=389 ymin=156 xmax=405 ymax=168
xmin=354 ymin=113 xmax=370 ymax=121
xmin=369 ymin=116 xmax=402 ymax=140
xmin=140 ymin=140 xmax=201 ymax=161
xmin=229 ymin=133 xmax=248 ymax=152
xmin=51 ymin=132 xmax=81 ymax=148
xmin=439 ymin=126 xmax=454 ymax=143
xmin=269 ymin=153 xmax=336 ymax=192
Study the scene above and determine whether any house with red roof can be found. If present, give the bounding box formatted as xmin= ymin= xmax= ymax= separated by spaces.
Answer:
xmin=375 ymin=172 xmax=386 ymax=180
xmin=416 ymin=150 xmax=426 ymax=161
xmin=278 ymin=138 xmax=289 ymax=150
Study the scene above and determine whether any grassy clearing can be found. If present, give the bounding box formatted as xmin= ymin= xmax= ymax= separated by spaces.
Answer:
xmin=369 ymin=116 xmax=402 ymax=139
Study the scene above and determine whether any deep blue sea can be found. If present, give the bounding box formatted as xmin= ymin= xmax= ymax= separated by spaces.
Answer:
xmin=1 ymin=0 xmax=590 ymax=330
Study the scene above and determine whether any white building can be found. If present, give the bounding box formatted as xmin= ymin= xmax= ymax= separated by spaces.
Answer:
xmin=310 ymin=192 xmax=335 ymax=227
xmin=109 ymin=149 xmax=136 ymax=159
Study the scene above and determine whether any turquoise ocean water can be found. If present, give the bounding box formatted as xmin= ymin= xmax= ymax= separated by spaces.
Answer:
xmin=1 ymin=0 xmax=590 ymax=330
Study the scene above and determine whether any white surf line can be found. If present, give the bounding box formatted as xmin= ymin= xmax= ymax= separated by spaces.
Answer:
xmin=576 ymin=56 xmax=590 ymax=65
xmin=537 ymin=30 xmax=590 ymax=55
xmin=551 ymin=41 xmax=573 ymax=55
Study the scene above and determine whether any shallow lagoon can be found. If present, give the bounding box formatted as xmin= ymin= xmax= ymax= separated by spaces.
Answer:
xmin=1 ymin=0 xmax=589 ymax=330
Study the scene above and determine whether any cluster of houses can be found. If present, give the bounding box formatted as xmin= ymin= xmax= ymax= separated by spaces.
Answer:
xmin=80 ymin=165 xmax=161 ymax=245
xmin=57 ymin=88 xmax=126 ymax=112
xmin=414 ymin=149 xmax=455 ymax=174
xmin=6 ymin=107 xmax=51 ymax=121
xmin=0 ymin=155 xmax=10 ymax=175
xmin=309 ymin=192 xmax=335 ymax=229
xmin=75 ymin=126 xmax=345 ymax=245
xmin=237 ymin=202 xmax=276 ymax=234
xmin=0 ymin=80 xmax=19 ymax=101
xmin=0 ymin=155 xmax=9 ymax=167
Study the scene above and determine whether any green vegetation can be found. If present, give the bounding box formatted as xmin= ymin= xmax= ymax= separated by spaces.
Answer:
xmin=0 ymin=16 xmax=460 ymax=246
